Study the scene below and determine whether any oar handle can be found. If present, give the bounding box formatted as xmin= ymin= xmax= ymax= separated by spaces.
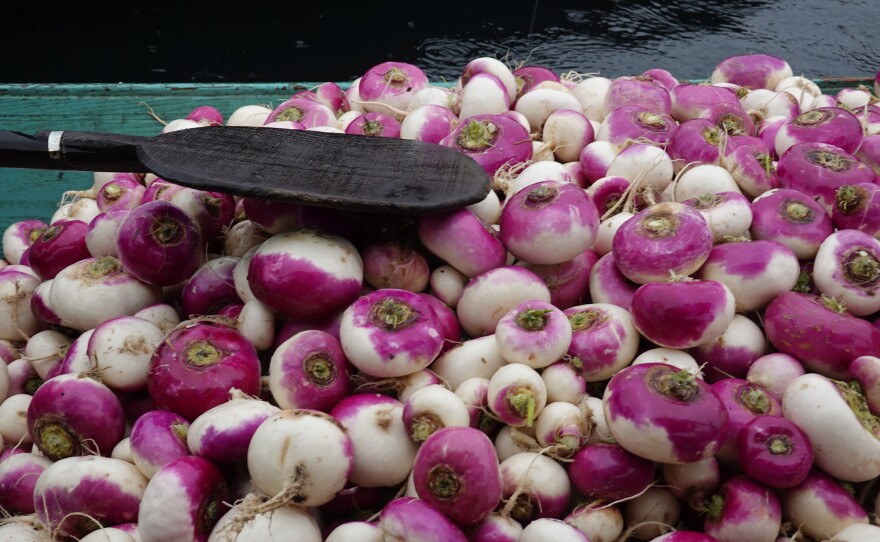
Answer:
xmin=0 ymin=131 xmax=151 ymax=173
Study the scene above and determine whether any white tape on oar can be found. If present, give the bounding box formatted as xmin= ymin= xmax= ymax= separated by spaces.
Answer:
xmin=47 ymin=131 xmax=64 ymax=159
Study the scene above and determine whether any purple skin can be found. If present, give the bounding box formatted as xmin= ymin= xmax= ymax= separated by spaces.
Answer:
xmin=604 ymin=363 xmax=729 ymax=464
xmin=264 ymin=97 xmax=335 ymax=127
xmin=416 ymin=208 xmax=507 ymax=277
xmin=34 ymin=456 xmax=147 ymax=539
xmin=746 ymin=353 xmax=805 ymax=403
xmin=564 ymin=303 xmax=635 ymax=381
xmin=711 ymin=54 xmax=790 ymax=89
xmin=499 ymin=181 xmax=600 ymax=265
xmin=30 ymin=280 xmax=62 ymax=326
xmin=605 ymin=75 xmax=673 ymax=115
xmin=499 ymin=454 xmax=570 ymax=522
xmin=412 ymin=427 xmax=502 ymax=527
xmin=588 ymin=175 xmax=631 ymax=215
xmin=832 ymin=183 xmax=880 ymax=236
xmin=689 ymin=318 xmax=767 ymax=381
xmin=27 ymin=219 xmax=90 ymax=280
xmin=630 ymin=280 xmax=733 ymax=349
xmin=0 ymin=446 xmax=27 ymax=461
xmin=147 ymin=322 xmax=262 ymax=421
xmin=749 ymin=188 xmax=834 ymax=260
xmin=699 ymin=101 xmax=756 ymax=136
xmin=379 ymin=497 xmax=468 ymax=542
xmin=737 ymin=415 xmax=813 ymax=489
xmin=726 ymin=134 xmax=770 ymax=154
xmin=652 ymin=533 xmax=718 ymax=542
xmin=271 ymin=329 xmax=351 ymax=412
xmin=518 ymin=249 xmax=598 ymax=310
xmin=49 ymin=329 xmax=95 ymax=380
xmin=360 ymin=61 xmax=428 ymax=109
xmin=27 ymin=373 xmax=125 ymax=461
xmin=362 ymin=239 xmax=430 ymax=292
xmin=848 ymin=356 xmax=880 ymax=414
xmin=345 ymin=111 xmax=402 ymax=138
xmin=666 ymin=118 xmax=727 ymax=167
xmin=86 ymin=209 xmax=130 ymax=258
xmin=764 ymin=292 xmax=880 ymax=378
xmin=782 ymin=469 xmax=870 ymax=540
xmin=180 ymin=257 xmax=241 ymax=317
xmin=568 ymin=442 xmax=654 ymax=502
xmin=188 ymin=398 xmax=279 ymax=464
xmin=0 ymin=452 xmax=52 ymax=513
xmin=710 ymin=378 xmax=782 ymax=466
xmin=314 ymin=82 xmax=346 ymax=113
xmin=703 ymin=475 xmax=781 ymax=542
xmin=2 ymin=218 xmax=46 ymax=265
xmin=589 ymin=252 xmax=639 ymax=310
xmin=340 ymin=289 xmax=443 ymax=378
xmin=512 ymin=65 xmax=560 ymax=103
xmin=138 ymin=456 xmax=229 ymax=542
xmin=813 ymin=229 xmax=880 ymax=315
xmin=419 ymin=293 xmax=463 ymax=352
xmin=856 ymin=133 xmax=880 ymax=175
xmin=248 ymin=230 xmax=363 ymax=320
xmin=96 ymin=175 xmax=145 ymax=212
xmin=186 ymin=105 xmax=223 ymax=126
xmin=7 ymin=358 xmax=42 ymax=396
xmin=777 ymin=142 xmax=875 ymax=212
xmin=116 ymin=200 xmax=204 ymax=287
xmin=469 ymin=514 xmax=523 ymax=542
xmin=440 ymin=113 xmax=532 ymax=177
xmin=723 ymin=143 xmax=779 ymax=197
xmin=579 ymin=141 xmax=617 ymax=183
xmin=671 ymin=83 xmax=740 ymax=122
xmin=494 ymin=299 xmax=570 ymax=367
xmin=599 ymin=105 xmax=676 ymax=147
xmin=129 ymin=409 xmax=191 ymax=477
xmin=759 ymin=116 xmax=788 ymax=159
xmin=142 ymin=177 xmax=182 ymax=202
xmin=642 ymin=68 xmax=679 ymax=92
xmin=401 ymin=105 xmax=459 ymax=144
xmin=776 ymin=107 xmax=864 ymax=156
xmin=240 ymin=197 xmax=299 ymax=233
xmin=612 ymin=202 xmax=713 ymax=284
xmin=164 ymin=189 xmax=236 ymax=243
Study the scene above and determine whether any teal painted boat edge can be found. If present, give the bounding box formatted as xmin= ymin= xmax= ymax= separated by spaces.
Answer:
xmin=0 ymin=78 xmax=874 ymax=231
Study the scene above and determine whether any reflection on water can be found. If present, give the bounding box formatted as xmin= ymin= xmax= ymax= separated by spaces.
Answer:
xmin=4 ymin=0 xmax=879 ymax=83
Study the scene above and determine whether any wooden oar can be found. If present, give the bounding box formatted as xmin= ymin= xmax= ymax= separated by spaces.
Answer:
xmin=0 ymin=127 xmax=491 ymax=215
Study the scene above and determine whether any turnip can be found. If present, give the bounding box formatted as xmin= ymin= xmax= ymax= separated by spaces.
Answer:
xmin=129 ymin=409 xmax=191 ymax=478
xmin=689 ymin=315 xmax=767 ymax=382
xmin=417 ymin=207 xmax=507 ymax=278
xmin=344 ymin=111 xmax=402 ymax=138
xmin=672 ymin=164 xmax=742 ymax=202
xmin=563 ymin=502 xmax=625 ymax=542
xmin=702 ymin=475 xmax=781 ymax=542
xmin=134 ymin=303 xmax=180 ymax=333
xmin=746 ymin=353 xmax=805 ymax=403
xmin=494 ymin=299 xmax=571 ymax=369
xmin=737 ymin=415 xmax=813 ymax=489
xmin=454 ymin=377 xmax=499 ymax=435
xmin=268 ymin=329 xmax=350 ymax=412
xmin=777 ymin=142 xmax=875 ymax=213
xmin=696 ymin=240 xmax=799 ymax=313
xmin=711 ymin=378 xmax=782 ymax=466
xmin=469 ymin=513 xmax=523 ymax=542
xmin=812 ymin=229 xmax=880 ymax=316
xmin=499 ymin=181 xmax=599 ymax=265
xmin=79 ymin=527 xmax=138 ymax=542
xmin=666 ymin=119 xmax=726 ymax=172
xmin=612 ymin=202 xmax=713 ymax=284
xmin=21 ymin=329 xmax=70 ymax=380
xmin=27 ymin=373 xmax=125 ymax=460
xmin=499 ymin=451 xmax=571 ymax=522
xmin=137 ymin=456 xmax=228 ymax=542
xmin=565 ymin=302 xmax=638 ymax=382
xmin=96 ymin=174 xmax=144 ymax=212
xmin=111 ymin=437 xmax=133 ymax=463
xmin=780 ymin=470 xmax=869 ymax=541
xmin=207 ymin=500 xmax=321 ymax=542
xmin=783 ymin=373 xmax=880 ymax=481
xmin=458 ymin=73 xmax=510 ymax=119
xmin=402 ymin=384 xmax=470 ymax=443
xmin=411 ymin=426 xmax=502 ymax=526
xmin=428 ymin=265 xmax=467 ymax=308
xmin=0 ymin=452 xmax=52 ymax=514
xmin=604 ymin=363 xmax=728 ymax=464
xmin=722 ymin=143 xmax=779 ymax=197
xmin=378 ymin=496 xmax=468 ymax=542
xmin=429 ymin=335 xmax=506 ymax=389
xmin=662 ymin=456 xmax=721 ymax=505
xmin=848 ymin=355 xmax=880 ymax=414
xmin=325 ymin=521 xmax=384 ymax=542
xmin=0 ymin=268 xmax=42 ymax=341
xmin=622 ymin=487 xmax=681 ymax=540
xmin=541 ymin=360 xmax=587 ymax=404
xmin=248 ymin=228 xmax=363 ymax=320
xmin=3 ymin=219 xmax=46 ymax=266
xmin=775 ymin=107 xmax=863 ymax=156
xmin=515 ymin=88 xmax=583 ymax=134
xmin=632 ymin=348 xmax=702 ymax=377
xmin=339 ymin=288 xmax=442 ymax=378
xmin=330 ymin=393 xmax=416 ymax=487
xmin=580 ymin=140 xmax=619 ymax=183
xmin=147 ymin=321 xmax=262 ymax=420
xmin=596 ymin=106 xmax=676 ymax=148
xmin=533 ymin=401 xmax=590 ymax=457
xmin=831 ymin=183 xmax=880 ymax=238
xmin=264 ymin=97 xmax=336 ymax=128
xmin=572 ymin=76 xmax=612 ymax=121
xmin=86 ymin=316 xmax=164 ymax=392
xmin=33 ymin=456 xmax=147 ymax=539
xmin=440 ymin=114 xmax=532 ymax=177
xmin=680 ymin=192 xmax=752 ymax=243
xmin=519 ymin=518 xmax=590 ymax=542
xmin=517 ymin=248 xmax=598 ymax=310
xmin=494 ymin=425 xmax=537 ymax=461
xmin=569 ymin=441 xmax=654 ymax=502
xmin=831 ymin=524 xmax=880 ymax=541
xmin=27 ymin=220 xmax=90 ymax=280
xmin=606 ymin=143 xmax=675 ymax=194
xmin=456 ymin=266 xmax=551 ymax=338
xmin=0 ymin=394 xmax=32 ymax=446
xmin=711 ymin=54 xmax=793 ymax=90
xmin=400 ymin=104 xmax=459 ymax=144
xmin=749 ymin=188 xmax=834 ymax=259
xmin=589 ymin=252 xmax=639 ymax=309
xmin=48 ymin=256 xmax=162 ymax=332
xmin=671 ymin=83 xmax=740 ymax=122
xmin=764 ymin=292 xmax=880 ymax=378
xmin=488 ymin=363 xmax=547 ymax=427
xmin=631 ymin=279 xmax=735 ymax=350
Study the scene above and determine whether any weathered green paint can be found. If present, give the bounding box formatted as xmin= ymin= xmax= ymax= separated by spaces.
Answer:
xmin=0 ymin=78 xmax=871 ymax=231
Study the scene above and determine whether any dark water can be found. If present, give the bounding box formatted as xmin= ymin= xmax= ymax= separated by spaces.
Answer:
xmin=5 ymin=1 xmax=879 ymax=84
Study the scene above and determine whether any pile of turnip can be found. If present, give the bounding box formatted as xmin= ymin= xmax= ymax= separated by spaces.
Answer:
xmin=3 ymin=53 xmax=880 ymax=542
